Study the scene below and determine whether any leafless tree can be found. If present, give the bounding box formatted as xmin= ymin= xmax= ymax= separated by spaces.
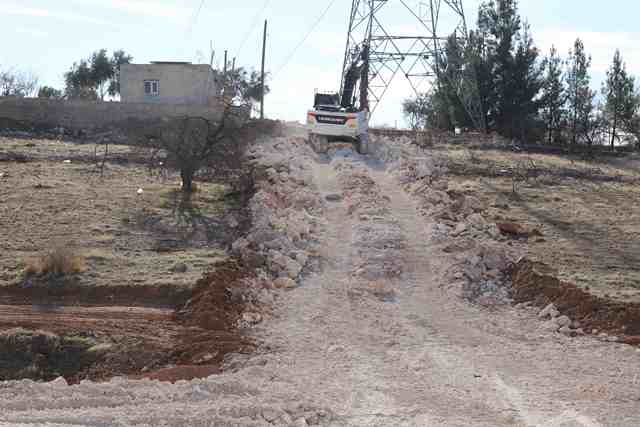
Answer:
xmin=0 ymin=67 xmax=39 ymax=97
xmin=133 ymin=107 xmax=250 ymax=194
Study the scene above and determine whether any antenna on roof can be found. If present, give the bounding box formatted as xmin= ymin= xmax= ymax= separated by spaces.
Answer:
xmin=209 ymin=40 xmax=215 ymax=67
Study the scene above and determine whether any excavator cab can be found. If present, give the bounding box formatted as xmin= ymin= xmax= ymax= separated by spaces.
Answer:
xmin=313 ymin=93 xmax=341 ymax=112
xmin=307 ymin=88 xmax=369 ymax=155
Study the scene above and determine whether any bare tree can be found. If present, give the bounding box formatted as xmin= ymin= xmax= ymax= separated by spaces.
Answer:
xmin=0 ymin=67 xmax=39 ymax=97
xmin=134 ymin=108 xmax=249 ymax=194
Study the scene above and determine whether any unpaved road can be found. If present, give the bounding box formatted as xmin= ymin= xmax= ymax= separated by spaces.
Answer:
xmin=1 ymin=144 xmax=639 ymax=426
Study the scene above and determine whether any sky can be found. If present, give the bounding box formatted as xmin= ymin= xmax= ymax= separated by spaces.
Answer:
xmin=2 ymin=0 xmax=640 ymax=127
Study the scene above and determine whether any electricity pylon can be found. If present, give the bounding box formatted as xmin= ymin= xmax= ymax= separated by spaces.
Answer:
xmin=340 ymin=0 xmax=485 ymax=130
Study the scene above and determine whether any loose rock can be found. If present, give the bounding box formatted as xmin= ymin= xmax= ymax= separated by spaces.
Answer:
xmin=538 ymin=303 xmax=560 ymax=319
xmin=555 ymin=315 xmax=571 ymax=328
xmin=274 ymin=277 xmax=298 ymax=289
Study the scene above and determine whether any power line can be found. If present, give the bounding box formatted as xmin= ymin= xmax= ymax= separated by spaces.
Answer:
xmin=235 ymin=0 xmax=271 ymax=60
xmin=186 ymin=0 xmax=206 ymax=37
xmin=273 ymin=0 xmax=338 ymax=78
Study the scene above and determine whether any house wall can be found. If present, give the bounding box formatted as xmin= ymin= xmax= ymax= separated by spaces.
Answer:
xmin=0 ymin=97 xmax=225 ymax=133
xmin=120 ymin=64 xmax=220 ymax=106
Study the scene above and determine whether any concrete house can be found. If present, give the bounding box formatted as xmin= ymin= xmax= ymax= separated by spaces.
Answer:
xmin=119 ymin=62 xmax=221 ymax=107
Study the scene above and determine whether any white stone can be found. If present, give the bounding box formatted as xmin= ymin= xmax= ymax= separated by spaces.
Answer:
xmin=555 ymin=315 xmax=571 ymax=328
xmin=242 ymin=312 xmax=263 ymax=324
xmin=538 ymin=303 xmax=559 ymax=319
xmin=540 ymin=320 xmax=559 ymax=332
xmin=558 ymin=326 xmax=572 ymax=336
xmin=467 ymin=213 xmax=487 ymax=230
xmin=451 ymin=222 xmax=467 ymax=237
xmin=274 ymin=277 xmax=297 ymax=289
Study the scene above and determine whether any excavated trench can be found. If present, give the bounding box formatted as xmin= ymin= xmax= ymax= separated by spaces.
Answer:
xmin=0 ymin=175 xmax=258 ymax=384
xmin=0 ymin=259 xmax=255 ymax=384
xmin=511 ymin=259 xmax=640 ymax=343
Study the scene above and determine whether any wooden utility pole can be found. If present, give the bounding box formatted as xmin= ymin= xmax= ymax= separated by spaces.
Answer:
xmin=260 ymin=19 xmax=267 ymax=120
xmin=223 ymin=50 xmax=228 ymax=99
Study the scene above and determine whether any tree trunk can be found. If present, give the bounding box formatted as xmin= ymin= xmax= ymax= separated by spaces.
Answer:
xmin=547 ymin=108 xmax=553 ymax=145
xmin=611 ymin=112 xmax=618 ymax=151
xmin=181 ymin=169 xmax=195 ymax=193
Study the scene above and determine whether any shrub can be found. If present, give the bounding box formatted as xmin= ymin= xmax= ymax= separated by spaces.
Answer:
xmin=24 ymin=245 xmax=86 ymax=277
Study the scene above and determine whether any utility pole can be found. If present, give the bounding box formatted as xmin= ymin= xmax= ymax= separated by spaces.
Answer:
xmin=223 ymin=50 xmax=228 ymax=100
xmin=260 ymin=19 xmax=267 ymax=120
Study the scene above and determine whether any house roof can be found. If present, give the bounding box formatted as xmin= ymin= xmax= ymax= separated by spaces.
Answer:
xmin=150 ymin=61 xmax=193 ymax=65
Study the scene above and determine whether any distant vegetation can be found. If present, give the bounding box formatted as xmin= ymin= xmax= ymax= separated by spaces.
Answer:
xmin=0 ymin=66 xmax=38 ymax=98
xmin=404 ymin=0 xmax=639 ymax=150
xmin=63 ymin=49 xmax=133 ymax=101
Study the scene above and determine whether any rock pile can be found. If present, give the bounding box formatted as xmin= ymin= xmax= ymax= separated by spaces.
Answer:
xmin=371 ymin=136 xmax=514 ymax=306
xmin=535 ymin=303 xmax=585 ymax=336
xmin=231 ymin=136 xmax=323 ymax=288
xmin=460 ymin=245 xmax=513 ymax=306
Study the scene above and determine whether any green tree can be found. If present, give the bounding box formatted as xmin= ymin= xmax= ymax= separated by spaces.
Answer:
xmin=482 ymin=0 xmax=521 ymax=135
xmin=90 ymin=49 xmax=115 ymax=100
xmin=540 ymin=46 xmax=565 ymax=144
xmin=402 ymin=94 xmax=433 ymax=130
xmin=565 ymin=38 xmax=595 ymax=146
xmin=473 ymin=0 xmax=542 ymax=139
xmin=37 ymin=86 xmax=63 ymax=99
xmin=64 ymin=49 xmax=133 ymax=100
xmin=466 ymin=29 xmax=494 ymax=132
xmin=222 ymin=67 xmax=270 ymax=114
xmin=108 ymin=50 xmax=133 ymax=97
xmin=64 ymin=59 xmax=97 ymax=100
xmin=602 ymin=49 xmax=637 ymax=149
xmin=436 ymin=33 xmax=474 ymax=129
xmin=510 ymin=24 xmax=543 ymax=140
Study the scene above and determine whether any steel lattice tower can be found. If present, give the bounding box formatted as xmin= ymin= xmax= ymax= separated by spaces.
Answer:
xmin=340 ymin=0 xmax=483 ymax=129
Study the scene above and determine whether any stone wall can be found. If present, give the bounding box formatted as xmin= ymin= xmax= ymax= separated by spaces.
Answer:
xmin=0 ymin=97 xmax=225 ymax=133
xmin=370 ymin=128 xmax=505 ymax=147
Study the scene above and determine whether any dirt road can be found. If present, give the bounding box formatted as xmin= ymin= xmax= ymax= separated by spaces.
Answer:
xmin=1 ymin=142 xmax=639 ymax=426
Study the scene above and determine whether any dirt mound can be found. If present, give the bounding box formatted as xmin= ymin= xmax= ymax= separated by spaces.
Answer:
xmin=170 ymin=259 xmax=255 ymax=369
xmin=511 ymin=259 xmax=640 ymax=340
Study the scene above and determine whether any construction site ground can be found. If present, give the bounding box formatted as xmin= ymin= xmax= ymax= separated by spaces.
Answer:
xmin=0 ymin=130 xmax=639 ymax=426
xmin=0 ymin=137 xmax=251 ymax=382
xmin=437 ymin=145 xmax=640 ymax=303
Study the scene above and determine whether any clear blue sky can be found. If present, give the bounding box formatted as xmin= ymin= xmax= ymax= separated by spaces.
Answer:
xmin=2 ymin=0 xmax=639 ymax=127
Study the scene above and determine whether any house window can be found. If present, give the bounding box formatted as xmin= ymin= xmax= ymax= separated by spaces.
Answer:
xmin=144 ymin=80 xmax=159 ymax=96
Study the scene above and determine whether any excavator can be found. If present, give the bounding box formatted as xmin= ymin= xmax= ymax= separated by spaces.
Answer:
xmin=307 ymin=46 xmax=371 ymax=154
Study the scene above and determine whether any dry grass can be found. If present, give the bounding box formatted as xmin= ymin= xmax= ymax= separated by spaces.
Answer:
xmin=439 ymin=143 xmax=640 ymax=303
xmin=24 ymin=245 xmax=87 ymax=277
xmin=0 ymin=136 xmax=243 ymax=291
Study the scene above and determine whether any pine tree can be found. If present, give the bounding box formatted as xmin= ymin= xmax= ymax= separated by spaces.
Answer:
xmin=510 ymin=24 xmax=543 ymax=140
xmin=565 ymin=38 xmax=595 ymax=146
xmin=466 ymin=29 xmax=493 ymax=132
xmin=482 ymin=0 xmax=522 ymax=135
xmin=603 ymin=49 xmax=637 ymax=149
xmin=540 ymin=46 xmax=565 ymax=144
xmin=435 ymin=33 xmax=473 ymax=130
